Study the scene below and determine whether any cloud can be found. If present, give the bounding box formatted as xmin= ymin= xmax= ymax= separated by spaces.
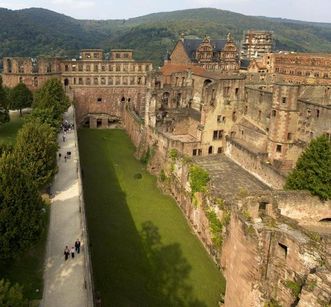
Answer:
xmin=187 ymin=0 xmax=249 ymax=5
xmin=50 ymin=0 xmax=95 ymax=9
xmin=0 ymin=2 xmax=31 ymax=9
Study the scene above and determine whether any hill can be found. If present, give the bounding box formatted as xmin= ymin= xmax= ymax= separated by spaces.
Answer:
xmin=0 ymin=7 xmax=331 ymax=65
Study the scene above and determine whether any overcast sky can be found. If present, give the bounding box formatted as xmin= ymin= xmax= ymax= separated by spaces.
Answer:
xmin=0 ymin=0 xmax=329 ymax=23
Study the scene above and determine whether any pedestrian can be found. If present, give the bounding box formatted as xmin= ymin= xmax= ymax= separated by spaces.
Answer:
xmin=58 ymin=153 xmax=62 ymax=159
xmin=64 ymin=155 xmax=67 ymax=163
xmin=75 ymin=239 xmax=81 ymax=254
xmin=71 ymin=246 xmax=75 ymax=258
xmin=64 ymin=246 xmax=70 ymax=261
xmin=62 ymin=135 xmax=66 ymax=142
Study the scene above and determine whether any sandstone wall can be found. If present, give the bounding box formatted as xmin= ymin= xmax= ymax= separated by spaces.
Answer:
xmin=274 ymin=191 xmax=331 ymax=223
xmin=226 ymin=139 xmax=286 ymax=189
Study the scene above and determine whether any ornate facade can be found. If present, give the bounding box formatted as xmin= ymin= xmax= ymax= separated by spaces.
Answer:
xmin=168 ymin=34 xmax=240 ymax=72
xmin=248 ymin=52 xmax=331 ymax=85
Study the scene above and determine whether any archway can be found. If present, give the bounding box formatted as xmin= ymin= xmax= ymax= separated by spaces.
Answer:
xmin=319 ymin=218 xmax=331 ymax=222
xmin=208 ymin=146 xmax=213 ymax=154
xmin=64 ymin=78 xmax=69 ymax=86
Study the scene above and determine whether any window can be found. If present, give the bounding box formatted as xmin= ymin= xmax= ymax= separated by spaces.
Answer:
xmin=287 ymin=133 xmax=292 ymax=140
xmin=108 ymin=77 xmax=113 ymax=85
xmin=94 ymin=65 xmax=98 ymax=72
xmin=217 ymin=115 xmax=222 ymax=123
xmin=244 ymin=105 xmax=248 ymax=115
xmin=65 ymin=65 xmax=69 ymax=72
xmin=137 ymin=77 xmax=142 ymax=85
xmin=124 ymin=53 xmax=129 ymax=58
xmin=116 ymin=53 xmax=120 ymax=58
xmin=193 ymin=149 xmax=198 ymax=156
xmin=86 ymin=65 xmax=90 ymax=72
xmin=101 ymin=77 xmax=106 ymax=85
xmin=86 ymin=78 xmax=91 ymax=85
xmin=272 ymin=110 xmax=276 ymax=117
xmin=223 ymin=86 xmax=230 ymax=97
xmin=258 ymin=110 xmax=262 ymax=120
xmin=116 ymin=65 xmax=120 ymax=72
xmin=217 ymin=147 xmax=223 ymax=154
xmin=78 ymin=78 xmax=83 ymax=85
xmin=282 ymin=97 xmax=287 ymax=104
xmin=101 ymin=65 xmax=105 ymax=72
xmin=72 ymin=65 xmax=76 ymax=72
xmin=232 ymin=111 xmax=237 ymax=122
xmin=276 ymin=144 xmax=282 ymax=153
xmin=278 ymin=243 xmax=288 ymax=259
xmin=316 ymin=109 xmax=320 ymax=118
xmin=97 ymin=97 xmax=102 ymax=103
xmin=235 ymin=88 xmax=239 ymax=96
xmin=208 ymin=146 xmax=213 ymax=154
xmin=94 ymin=77 xmax=98 ymax=85
xmin=213 ymin=130 xmax=224 ymax=140
xmin=78 ymin=64 xmax=83 ymax=72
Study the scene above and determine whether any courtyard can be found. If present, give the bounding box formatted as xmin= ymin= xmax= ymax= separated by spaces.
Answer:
xmin=78 ymin=128 xmax=225 ymax=306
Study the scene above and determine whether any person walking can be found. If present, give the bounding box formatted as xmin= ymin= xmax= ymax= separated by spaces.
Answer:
xmin=64 ymin=155 xmax=67 ymax=163
xmin=75 ymin=239 xmax=81 ymax=254
xmin=62 ymin=135 xmax=66 ymax=142
xmin=58 ymin=153 xmax=62 ymax=159
xmin=64 ymin=246 xmax=70 ymax=261
xmin=70 ymin=246 xmax=75 ymax=259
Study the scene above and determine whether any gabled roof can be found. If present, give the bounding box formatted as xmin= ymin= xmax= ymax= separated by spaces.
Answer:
xmin=183 ymin=39 xmax=227 ymax=59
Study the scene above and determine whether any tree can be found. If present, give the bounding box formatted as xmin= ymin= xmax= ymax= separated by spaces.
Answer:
xmin=33 ymin=78 xmax=69 ymax=120
xmin=285 ymin=135 xmax=331 ymax=200
xmin=0 ymin=279 xmax=26 ymax=306
xmin=0 ymin=152 xmax=45 ymax=260
xmin=14 ymin=121 xmax=58 ymax=189
xmin=0 ymin=76 xmax=9 ymax=125
xmin=9 ymin=83 xmax=33 ymax=116
xmin=27 ymin=106 xmax=62 ymax=130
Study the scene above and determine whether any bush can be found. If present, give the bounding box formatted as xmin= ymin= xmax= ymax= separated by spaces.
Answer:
xmin=0 ymin=279 xmax=26 ymax=306
xmin=189 ymin=165 xmax=209 ymax=194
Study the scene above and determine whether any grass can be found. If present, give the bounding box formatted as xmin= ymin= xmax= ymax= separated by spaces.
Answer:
xmin=79 ymin=128 xmax=225 ymax=307
xmin=0 ymin=113 xmax=24 ymax=145
xmin=0 ymin=206 xmax=50 ymax=302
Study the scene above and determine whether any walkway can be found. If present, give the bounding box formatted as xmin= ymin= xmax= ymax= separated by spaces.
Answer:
xmin=41 ymin=106 xmax=92 ymax=307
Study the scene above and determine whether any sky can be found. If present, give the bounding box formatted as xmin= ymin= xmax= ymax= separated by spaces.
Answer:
xmin=0 ymin=0 xmax=330 ymax=23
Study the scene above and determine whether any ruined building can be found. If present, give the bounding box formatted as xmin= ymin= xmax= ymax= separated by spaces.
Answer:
xmin=248 ymin=52 xmax=331 ymax=85
xmin=1 ymin=33 xmax=330 ymax=307
xmin=241 ymin=30 xmax=273 ymax=60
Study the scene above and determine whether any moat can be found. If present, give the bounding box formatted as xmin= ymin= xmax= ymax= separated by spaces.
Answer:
xmin=78 ymin=129 xmax=225 ymax=306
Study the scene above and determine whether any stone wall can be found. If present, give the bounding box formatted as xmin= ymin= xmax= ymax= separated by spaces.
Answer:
xmin=274 ymin=191 xmax=331 ymax=224
xmin=72 ymin=87 xmax=147 ymax=125
xmin=226 ymin=138 xmax=286 ymax=189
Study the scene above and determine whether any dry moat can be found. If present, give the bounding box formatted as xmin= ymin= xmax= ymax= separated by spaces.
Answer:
xmin=78 ymin=128 xmax=225 ymax=306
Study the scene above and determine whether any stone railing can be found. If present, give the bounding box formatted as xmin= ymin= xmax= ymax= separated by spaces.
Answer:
xmin=72 ymin=105 xmax=95 ymax=307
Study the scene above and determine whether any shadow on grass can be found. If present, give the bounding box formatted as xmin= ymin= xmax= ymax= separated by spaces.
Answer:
xmin=140 ymin=221 xmax=207 ymax=307
xmin=79 ymin=129 xmax=206 ymax=306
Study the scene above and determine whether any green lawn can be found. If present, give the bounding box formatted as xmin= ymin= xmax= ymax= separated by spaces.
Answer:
xmin=79 ymin=129 xmax=225 ymax=307
xmin=0 ymin=115 xmax=24 ymax=145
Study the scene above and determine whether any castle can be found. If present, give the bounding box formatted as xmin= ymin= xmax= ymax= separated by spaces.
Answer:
xmin=2 ymin=33 xmax=330 ymax=306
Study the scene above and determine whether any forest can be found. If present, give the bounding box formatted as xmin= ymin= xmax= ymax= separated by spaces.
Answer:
xmin=1 ymin=7 xmax=331 ymax=65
